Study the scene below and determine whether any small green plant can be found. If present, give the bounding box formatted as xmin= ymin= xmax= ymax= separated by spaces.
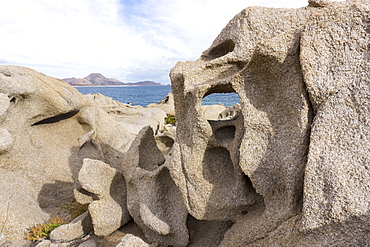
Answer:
xmin=61 ymin=200 xmax=88 ymax=219
xmin=164 ymin=114 xmax=176 ymax=125
xmin=25 ymin=217 xmax=66 ymax=241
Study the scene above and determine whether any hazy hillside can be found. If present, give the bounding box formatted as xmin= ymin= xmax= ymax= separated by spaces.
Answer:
xmin=62 ymin=73 xmax=162 ymax=86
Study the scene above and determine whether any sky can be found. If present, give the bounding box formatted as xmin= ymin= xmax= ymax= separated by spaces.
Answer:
xmin=0 ymin=0 xmax=343 ymax=84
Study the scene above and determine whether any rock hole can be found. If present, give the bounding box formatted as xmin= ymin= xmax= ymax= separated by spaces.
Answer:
xmin=204 ymin=39 xmax=235 ymax=60
xmin=202 ymin=89 xmax=240 ymax=121
xmin=215 ymin=126 xmax=236 ymax=141
xmin=32 ymin=110 xmax=80 ymax=126
xmin=9 ymin=97 xmax=16 ymax=103
xmin=203 ymin=147 xmax=236 ymax=188
xmin=202 ymin=92 xmax=240 ymax=107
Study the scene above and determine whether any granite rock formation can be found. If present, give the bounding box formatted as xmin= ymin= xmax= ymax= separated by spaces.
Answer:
xmin=1 ymin=0 xmax=370 ymax=246
xmin=170 ymin=3 xmax=312 ymax=244
xmin=169 ymin=0 xmax=370 ymax=245
xmin=0 ymin=66 xmax=167 ymax=244
xmin=76 ymin=158 xmax=131 ymax=236
xmin=120 ymin=126 xmax=188 ymax=246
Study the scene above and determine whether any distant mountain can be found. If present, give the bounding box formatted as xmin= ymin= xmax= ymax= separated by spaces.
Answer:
xmin=84 ymin=73 xmax=124 ymax=85
xmin=63 ymin=77 xmax=92 ymax=85
xmin=62 ymin=73 xmax=162 ymax=86
xmin=127 ymin=81 xmax=162 ymax=86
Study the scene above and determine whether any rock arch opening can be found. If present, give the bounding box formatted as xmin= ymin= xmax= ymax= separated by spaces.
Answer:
xmin=202 ymin=92 xmax=240 ymax=107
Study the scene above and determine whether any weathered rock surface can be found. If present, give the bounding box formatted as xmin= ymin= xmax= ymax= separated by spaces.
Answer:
xmin=303 ymin=83 xmax=370 ymax=230
xmin=78 ymin=239 xmax=97 ymax=247
xmin=146 ymin=92 xmax=175 ymax=116
xmin=116 ymin=234 xmax=149 ymax=247
xmin=86 ymin=92 xmax=167 ymax=136
xmin=0 ymin=234 xmax=5 ymax=246
xmin=0 ymin=65 xmax=133 ymax=241
xmin=50 ymin=212 xmax=92 ymax=242
xmin=302 ymin=3 xmax=370 ymax=228
xmin=200 ymin=104 xmax=226 ymax=120
xmin=77 ymin=158 xmax=131 ymax=236
xmin=121 ymin=126 xmax=188 ymax=247
xmin=2 ymin=0 xmax=370 ymax=246
xmin=0 ymin=65 xmax=88 ymax=209
xmin=0 ymin=168 xmax=49 ymax=241
xmin=86 ymin=93 xmax=178 ymax=156
xmin=301 ymin=0 xmax=370 ymax=111
xmin=170 ymin=3 xmax=312 ymax=244
xmin=169 ymin=0 xmax=370 ymax=245
xmin=155 ymin=124 xmax=176 ymax=156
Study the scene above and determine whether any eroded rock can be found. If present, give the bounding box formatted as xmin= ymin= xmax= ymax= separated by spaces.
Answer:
xmin=50 ymin=212 xmax=92 ymax=242
xmin=116 ymin=234 xmax=149 ymax=247
xmin=170 ymin=0 xmax=370 ymax=245
xmin=77 ymin=158 xmax=131 ymax=236
xmin=170 ymin=6 xmax=312 ymax=246
xmin=147 ymin=92 xmax=175 ymax=116
xmin=0 ymin=169 xmax=49 ymax=241
xmin=121 ymin=126 xmax=188 ymax=247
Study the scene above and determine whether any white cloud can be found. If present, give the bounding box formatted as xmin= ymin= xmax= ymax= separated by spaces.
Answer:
xmin=0 ymin=0 xmax=343 ymax=84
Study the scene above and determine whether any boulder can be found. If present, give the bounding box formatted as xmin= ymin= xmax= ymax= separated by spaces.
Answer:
xmin=50 ymin=212 xmax=93 ymax=242
xmin=34 ymin=239 xmax=52 ymax=247
xmin=200 ymin=104 xmax=226 ymax=120
xmin=146 ymin=92 xmax=175 ymax=116
xmin=78 ymin=239 xmax=97 ymax=247
xmin=116 ymin=234 xmax=149 ymax=247
xmin=77 ymin=158 xmax=131 ymax=236
xmin=84 ymin=93 xmax=128 ymax=107
xmin=0 ymin=65 xmax=88 ymax=208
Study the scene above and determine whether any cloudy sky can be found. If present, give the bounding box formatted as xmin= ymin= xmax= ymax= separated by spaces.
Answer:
xmin=0 ymin=0 xmax=342 ymax=84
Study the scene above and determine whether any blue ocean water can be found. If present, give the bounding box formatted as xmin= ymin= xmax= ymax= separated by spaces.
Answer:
xmin=75 ymin=85 xmax=240 ymax=107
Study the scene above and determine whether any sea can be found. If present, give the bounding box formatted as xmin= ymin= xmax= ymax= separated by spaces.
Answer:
xmin=75 ymin=85 xmax=240 ymax=107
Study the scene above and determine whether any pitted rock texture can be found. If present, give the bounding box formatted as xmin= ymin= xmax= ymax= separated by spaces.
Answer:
xmin=170 ymin=0 xmax=370 ymax=245
xmin=121 ymin=126 xmax=189 ymax=247
xmin=301 ymin=0 xmax=370 ymax=111
xmin=170 ymin=2 xmax=312 ymax=239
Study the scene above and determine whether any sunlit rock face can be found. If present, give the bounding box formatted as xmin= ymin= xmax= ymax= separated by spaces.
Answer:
xmin=0 ymin=65 xmax=133 ymax=241
xmin=0 ymin=66 xmax=88 ymax=206
xmin=170 ymin=0 xmax=370 ymax=245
